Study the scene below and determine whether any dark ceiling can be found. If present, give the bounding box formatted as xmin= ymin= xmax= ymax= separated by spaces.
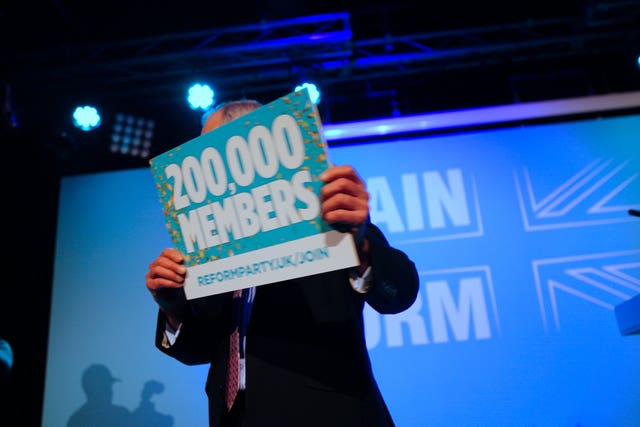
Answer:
xmin=2 ymin=0 xmax=640 ymax=175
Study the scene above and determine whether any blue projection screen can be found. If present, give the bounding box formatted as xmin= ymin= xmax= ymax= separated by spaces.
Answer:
xmin=43 ymin=111 xmax=640 ymax=426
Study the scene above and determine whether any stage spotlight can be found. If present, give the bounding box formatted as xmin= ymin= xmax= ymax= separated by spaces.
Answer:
xmin=110 ymin=113 xmax=155 ymax=159
xmin=295 ymin=82 xmax=321 ymax=105
xmin=72 ymin=105 xmax=101 ymax=131
xmin=187 ymin=83 xmax=215 ymax=110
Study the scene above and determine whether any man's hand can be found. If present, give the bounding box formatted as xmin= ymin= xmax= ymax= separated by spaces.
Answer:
xmin=146 ymin=248 xmax=188 ymax=329
xmin=319 ymin=165 xmax=369 ymax=227
xmin=320 ymin=165 xmax=370 ymax=273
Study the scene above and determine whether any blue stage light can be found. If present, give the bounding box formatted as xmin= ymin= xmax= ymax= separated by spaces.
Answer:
xmin=110 ymin=113 xmax=155 ymax=158
xmin=187 ymin=83 xmax=215 ymax=110
xmin=295 ymin=82 xmax=321 ymax=105
xmin=72 ymin=105 xmax=101 ymax=131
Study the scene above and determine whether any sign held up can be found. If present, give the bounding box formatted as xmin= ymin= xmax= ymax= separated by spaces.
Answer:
xmin=150 ymin=89 xmax=359 ymax=299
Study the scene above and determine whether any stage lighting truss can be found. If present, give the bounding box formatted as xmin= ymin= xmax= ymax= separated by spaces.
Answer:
xmin=110 ymin=113 xmax=155 ymax=159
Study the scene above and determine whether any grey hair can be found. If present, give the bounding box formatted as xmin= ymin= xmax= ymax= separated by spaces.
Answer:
xmin=201 ymin=99 xmax=262 ymax=127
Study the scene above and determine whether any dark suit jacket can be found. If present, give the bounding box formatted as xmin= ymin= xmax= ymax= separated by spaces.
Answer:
xmin=155 ymin=223 xmax=419 ymax=427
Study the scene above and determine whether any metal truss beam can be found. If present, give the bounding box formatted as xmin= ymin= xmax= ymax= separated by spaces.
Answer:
xmin=9 ymin=8 xmax=640 ymax=106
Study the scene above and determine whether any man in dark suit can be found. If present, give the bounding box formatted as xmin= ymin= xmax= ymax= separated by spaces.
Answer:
xmin=145 ymin=99 xmax=419 ymax=427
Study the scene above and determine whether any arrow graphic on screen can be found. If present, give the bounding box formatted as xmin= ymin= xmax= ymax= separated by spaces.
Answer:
xmin=514 ymin=158 xmax=640 ymax=231
xmin=532 ymin=250 xmax=640 ymax=332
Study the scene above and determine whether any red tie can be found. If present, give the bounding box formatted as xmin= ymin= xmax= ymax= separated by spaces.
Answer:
xmin=225 ymin=289 xmax=243 ymax=410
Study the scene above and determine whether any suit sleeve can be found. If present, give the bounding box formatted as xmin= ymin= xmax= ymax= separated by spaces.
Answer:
xmin=362 ymin=222 xmax=420 ymax=314
xmin=154 ymin=293 xmax=231 ymax=366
